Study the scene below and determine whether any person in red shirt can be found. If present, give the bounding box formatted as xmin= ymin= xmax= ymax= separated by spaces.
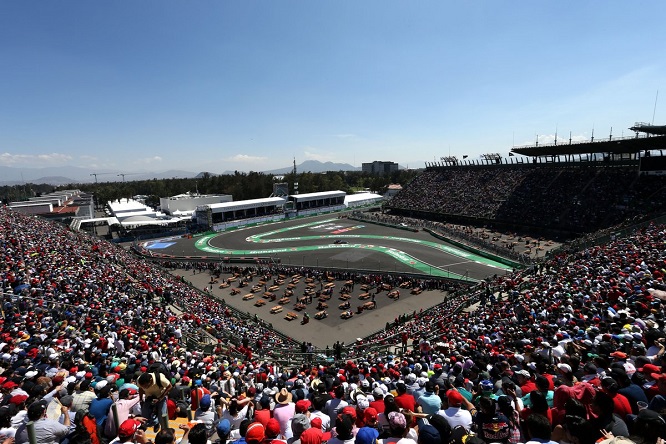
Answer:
xmin=253 ymin=395 xmax=272 ymax=428
xmin=394 ymin=382 xmax=416 ymax=412
xmin=369 ymin=387 xmax=385 ymax=413
xmin=515 ymin=370 xmax=537 ymax=395
xmin=600 ymin=377 xmax=632 ymax=420
xmin=190 ymin=381 xmax=210 ymax=411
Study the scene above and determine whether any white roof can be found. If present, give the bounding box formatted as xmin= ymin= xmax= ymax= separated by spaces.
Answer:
xmin=344 ymin=193 xmax=383 ymax=204
xmin=108 ymin=199 xmax=150 ymax=214
xmin=206 ymin=197 xmax=286 ymax=212
xmin=290 ymin=190 xmax=345 ymax=201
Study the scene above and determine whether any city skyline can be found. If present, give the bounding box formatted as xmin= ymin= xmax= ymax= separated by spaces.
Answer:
xmin=1 ymin=1 xmax=665 ymax=173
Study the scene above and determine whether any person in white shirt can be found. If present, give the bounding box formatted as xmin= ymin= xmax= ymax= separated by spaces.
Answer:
xmin=436 ymin=389 xmax=473 ymax=431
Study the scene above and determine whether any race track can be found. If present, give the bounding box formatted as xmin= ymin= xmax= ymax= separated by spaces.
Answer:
xmin=142 ymin=214 xmax=514 ymax=347
xmin=165 ymin=215 xmax=514 ymax=281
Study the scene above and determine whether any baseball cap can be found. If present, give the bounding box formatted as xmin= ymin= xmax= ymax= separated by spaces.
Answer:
xmin=9 ymin=395 xmax=28 ymax=405
xmin=295 ymin=399 xmax=311 ymax=413
xmin=557 ymin=363 xmax=572 ymax=374
xmin=417 ymin=424 xmax=440 ymax=444
xmin=291 ymin=414 xmax=310 ymax=437
xmin=246 ymin=422 xmax=265 ymax=443
xmin=640 ymin=364 xmax=661 ymax=374
xmin=216 ymin=419 xmax=231 ymax=436
xmin=388 ymin=411 xmax=407 ymax=429
xmin=364 ymin=407 xmax=378 ymax=423
xmin=300 ymin=427 xmax=324 ymax=444
xmin=355 ymin=426 xmax=379 ymax=444
xmin=199 ymin=394 xmax=211 ymax=409
xmin=446 ymin=389 xmax=464 ymax=407
xmin=266 ymin=418 xmax=281 ymax=437
xmin=118 ymin=419 xmax=141 ymax=438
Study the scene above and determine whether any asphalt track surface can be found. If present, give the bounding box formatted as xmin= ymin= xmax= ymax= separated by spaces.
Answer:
xmin=146 ymin=214 xmax=513 ymax=347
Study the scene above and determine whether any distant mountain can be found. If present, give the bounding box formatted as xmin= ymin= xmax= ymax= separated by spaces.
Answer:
xmin=0 ymin=161 xmax=364 ymax=186
xmin=0 ymin=166 xmax=201 ymax=186
xmin=263 ymin=160 xmax=359 ymax=174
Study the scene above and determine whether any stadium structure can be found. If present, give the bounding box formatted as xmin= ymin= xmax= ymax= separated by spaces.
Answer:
xmin=389 ymin=125 xmax=666 ymax=237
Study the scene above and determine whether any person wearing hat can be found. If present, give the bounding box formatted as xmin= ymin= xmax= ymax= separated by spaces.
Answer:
xmin=290 ymin=413 xmax=311 ymax=444
xmin=108 ymin=418 xmax=149 ymax=444
xmin=385 ymin=411 xmax=414 ymax=444
xmin=416 ymin=424 xmax=439 ymax=444
xmin=299 ymin=426 xmax=324 ymax=444
xmin=194 ymin=393 xmax=222 ymax=434
xmin=217 ymin=418 xmax=232 ymax=444
xmin=266 ymin=418 xmax=286 ymax=444
xmin=273 ymin=388 xmax=296 ymax=440
xmin=514 ymin=370 xmax=536 ymax=395
xmin=57 ymin=395 xmax=77 ymax=432
xmin=245 ymin=422 xmax=266 ymax=444
xmin=15 ymin=400 xmax=71 ymax=444
xmin=438 ymin=389 xmax=473 ymax=431
xmin=369 ymin=388 xmax=385 ymax=414
xmin=646 ymin=372 xmax=666 ymax=413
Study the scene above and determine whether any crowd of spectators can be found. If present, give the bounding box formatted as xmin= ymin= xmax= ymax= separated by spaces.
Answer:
xmin=387 ymin=166 xmax=665 ymax=233
xmin=3 ymin=201 xmax=666 ymax=444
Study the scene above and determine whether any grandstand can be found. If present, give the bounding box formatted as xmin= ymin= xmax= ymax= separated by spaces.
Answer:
xmin=390 ymin=134 xmax=666 ymax=236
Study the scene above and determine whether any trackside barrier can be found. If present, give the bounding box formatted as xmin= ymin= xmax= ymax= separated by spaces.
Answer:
xmin=422 ymin=228 xmax=524 ymax=269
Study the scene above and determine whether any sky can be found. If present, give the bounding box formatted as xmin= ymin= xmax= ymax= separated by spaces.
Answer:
xmin=1 ymin=1 xmax=665 ymax=174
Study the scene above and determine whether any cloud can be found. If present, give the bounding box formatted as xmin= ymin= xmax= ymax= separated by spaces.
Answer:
xmin=303 ymin=150 xmax=334 ymax=162
xmin=0 ymin=152 xmax=72 ymax=166
xmin=136 ymin=156 xmax=163 ymax=164
xmin=228 ymin=154 xmax=268 ymax=162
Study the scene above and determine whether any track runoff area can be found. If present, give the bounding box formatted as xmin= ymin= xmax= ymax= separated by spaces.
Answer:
xmin=143 ymin=214 xmax=512 ymax=346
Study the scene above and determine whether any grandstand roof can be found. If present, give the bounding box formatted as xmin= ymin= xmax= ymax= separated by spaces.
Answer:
xmin=290 ymin=190 xmax=345 ymax=202
xmin=344 ymin=192 xmax=383 ymax=206
xmin=206 ymin=197 xmax=286 ymax=212
xmin=511 ymin=134 xmax=666 ymax=157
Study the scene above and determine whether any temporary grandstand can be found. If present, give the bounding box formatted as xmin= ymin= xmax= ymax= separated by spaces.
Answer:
xmin=195 ymin=191 xmax=353 ymax=230
xmin=159 ymin=192 xmax=232 ymax=216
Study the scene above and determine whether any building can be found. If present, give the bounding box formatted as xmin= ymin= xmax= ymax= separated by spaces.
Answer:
xmin=159 ymin=192 xmax=232 ymax=217
xmin=8 ymin=189 xmax=93 ymax=221
xmin=362 ymin=161 xmax=399 ymax=175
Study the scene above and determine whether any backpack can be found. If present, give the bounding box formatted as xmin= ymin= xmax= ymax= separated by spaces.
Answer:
xmin=148 ymin=361 xmax=172 ymax=388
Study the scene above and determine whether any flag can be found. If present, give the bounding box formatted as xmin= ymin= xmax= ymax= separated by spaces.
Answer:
xmin=462 ymin=155 xmax=468 ymax=159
